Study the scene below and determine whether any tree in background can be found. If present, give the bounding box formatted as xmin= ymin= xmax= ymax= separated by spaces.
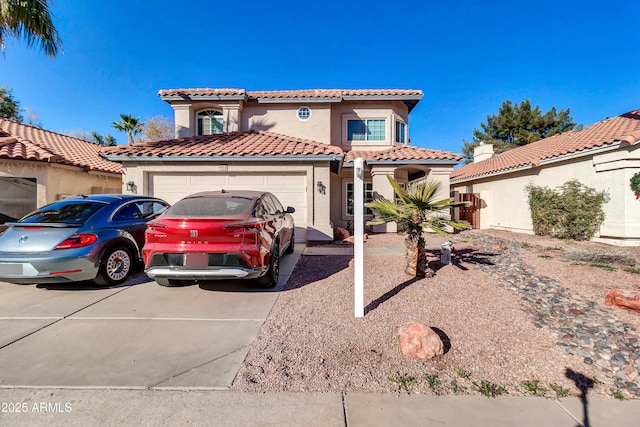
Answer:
xmin=112 ymin=113 xmax=143 ymax=145
xmin=0 ymin=85 xmax=23 ymax=121
xmin=23 ymin=107 xmax=41 ymax=127
xmin=138 ymin=115 xmax=174 ymax=142
xmin=91 ymin=131 xmax=116 ymax=146
xmin=0 ymin=0 xmax=63 ymax=57
xmin=63 ymin=129 xmax=117 ymax=145
xmin=461 ymin=99 xmax=575 ymax=163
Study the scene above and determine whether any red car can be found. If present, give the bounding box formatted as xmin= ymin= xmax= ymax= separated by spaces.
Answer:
xmin=143 ymin=190 xmax=295 ymax=288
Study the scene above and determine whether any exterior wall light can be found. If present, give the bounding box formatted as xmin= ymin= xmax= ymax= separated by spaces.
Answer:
xmin=126 ymin=181 xmax=137 ymax=193
xmin=317 ymin=181 xmax=326 ymax=195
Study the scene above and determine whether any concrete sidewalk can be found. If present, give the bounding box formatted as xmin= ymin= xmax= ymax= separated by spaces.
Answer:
xmin=1 ymin=388 xmax=639 ymax=426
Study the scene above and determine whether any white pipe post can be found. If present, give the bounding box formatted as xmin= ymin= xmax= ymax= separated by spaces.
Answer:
xmin=354 ymin=158 xmax=364 ymax=318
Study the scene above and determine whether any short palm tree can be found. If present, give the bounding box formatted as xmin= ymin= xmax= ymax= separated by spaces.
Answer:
xmin=0 ymin=0 xmax=63 ymax=57
xmin=112 ymin=113 xmax=144 ymax=145
xmin=365 ymin=176 xmax=469 ymax=277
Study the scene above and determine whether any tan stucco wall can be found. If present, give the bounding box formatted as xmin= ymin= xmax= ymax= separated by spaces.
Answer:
xmin=331 ymin=101 xmax=409 ymax=151
xmin=241 ymin=103 xmax=332 ymax=144
xmin=46 ymin=165 xmax=121 ymax=200
xmin=0 ymin=160 xmax=121 ymax=208
xmin=172 ymin=101 xmax=245 ymax=137
xmin=170 ymin=99 xmax=410 ymax=151
xmin=452 ymin=145 xmax=640 ymax=244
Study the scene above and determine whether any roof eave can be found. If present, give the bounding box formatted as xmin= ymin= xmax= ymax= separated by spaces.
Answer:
xmin=253 ymin=97 xmax=341 ymax=104
xmin=450 ymin=164 xmax=536 ymax=184
xmin=343 ymin=158 xmax=460 ymax=166
xmin=538 ymin=141 xmax=624 ymax=166
xmin=342 ymin=95 xmax=422 ymax=112
xmin=159 ymin=94 xmax=247 ymax=102
xmin=101 ymin=154 xmax=344 ymax=163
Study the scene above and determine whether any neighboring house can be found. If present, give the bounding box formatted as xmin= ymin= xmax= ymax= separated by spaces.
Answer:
xmin=450 ymin=109 xmax=640 ymax=245
xmin=101 ymin=88 xmax=462 ymax=241
xmin=0 ymin=119 xmax=122 ymax=223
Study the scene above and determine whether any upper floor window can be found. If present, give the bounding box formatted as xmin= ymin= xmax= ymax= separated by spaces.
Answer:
xmin=197 ymin=110 xmax=223 ymax=135
xmin=297 ymin=107 xmax=311 ymax=121
xmin=347 ymin=119 xmax=385 ymax=141
xmin=395 ymin=121 xmax=406 ymax=143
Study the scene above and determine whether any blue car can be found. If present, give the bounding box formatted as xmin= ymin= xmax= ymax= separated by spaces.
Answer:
xmin=0 ymin=195 xmax=169 ymax=286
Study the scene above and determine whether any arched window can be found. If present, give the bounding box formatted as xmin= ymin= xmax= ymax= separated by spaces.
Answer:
xmin=197 ymin=110 xmax=224 ymax=135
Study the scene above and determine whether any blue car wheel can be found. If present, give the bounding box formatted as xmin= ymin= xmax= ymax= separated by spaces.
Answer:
xmin=94 ymin=246 xmax=132 ymax=286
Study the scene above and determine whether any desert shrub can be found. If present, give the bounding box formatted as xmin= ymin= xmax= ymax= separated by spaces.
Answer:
xmin=526 ymin=180 xmax=609 ymax=241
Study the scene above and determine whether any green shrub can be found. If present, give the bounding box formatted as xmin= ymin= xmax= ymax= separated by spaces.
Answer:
xmin=526 ymin=180 xmax=609 ymax=241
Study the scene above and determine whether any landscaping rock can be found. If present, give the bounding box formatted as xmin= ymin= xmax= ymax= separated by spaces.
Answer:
xmin=464 ymin=231 xmax=640 ymax=397
xmin=343 ymin=234 xmax=368 ymax=244
xmin=334 ymin=227 xmax=350 ymax=241
xmin=492 ymin=241 xmax=508 ymax=253
xmin=605 ymin=289 xmax=640 ymax=313
xmin=398 ymin=322 xmax=444 ymax=360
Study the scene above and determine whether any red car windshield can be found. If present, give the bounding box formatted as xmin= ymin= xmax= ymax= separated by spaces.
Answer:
xmin=166 ymin=196 xmax=253 ymax=217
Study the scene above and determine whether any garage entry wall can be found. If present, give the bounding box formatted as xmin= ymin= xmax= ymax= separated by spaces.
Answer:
xmin=121 ymin=161 xmax=333 ymax=242
xmin=149 ymin=171 xmax=308 ymax=232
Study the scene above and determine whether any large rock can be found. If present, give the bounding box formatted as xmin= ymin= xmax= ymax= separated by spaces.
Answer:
xmin=398 ymin=322 xmax=444 ymax=360
xmin=334 ymin=227 xmax=350 ymax=241
xmin=605 ymin=289 xmax=640 ymax=313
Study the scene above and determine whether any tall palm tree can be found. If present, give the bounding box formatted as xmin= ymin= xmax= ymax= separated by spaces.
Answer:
xmin=112 ymin=113 xmax=144 ymax=145
xmin=0 ymin=0 xmax=63 ymax=57
xmin=366 ymin=176 xmax=469 ymax=277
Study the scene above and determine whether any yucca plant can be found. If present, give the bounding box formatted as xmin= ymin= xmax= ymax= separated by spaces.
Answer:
xmin=365 ymin=176 xmax=469 ymax=277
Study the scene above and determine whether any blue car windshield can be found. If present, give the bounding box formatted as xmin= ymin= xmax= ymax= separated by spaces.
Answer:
xmin=20 ymin=201 xmax=106 ymax=224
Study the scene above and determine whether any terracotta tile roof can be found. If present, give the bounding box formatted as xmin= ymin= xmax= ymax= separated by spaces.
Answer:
xmin=345 ymin=145 xmax=462 ymax=163
xmin=451 ymin=109 xmax=640 ymax=182
xmin=0 ymin=119 xmax=122 ymax=174
xmin=157 ymin=88 xmax=246 ymax=98
xmin=101 ymin=130 xmax=344 ymax=159
xmin=247 ymin=89 xmax=423 ymax=100
xmin=158 ymin=88 xmax=423 ymax=100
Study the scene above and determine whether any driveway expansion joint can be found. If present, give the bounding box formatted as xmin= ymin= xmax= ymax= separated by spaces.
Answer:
xmin=150 ymin=344 xmax=251 ymax=389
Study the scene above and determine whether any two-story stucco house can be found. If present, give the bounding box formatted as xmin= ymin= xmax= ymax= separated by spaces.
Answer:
xmin=101 ymin=88 xmax=462 ymax=241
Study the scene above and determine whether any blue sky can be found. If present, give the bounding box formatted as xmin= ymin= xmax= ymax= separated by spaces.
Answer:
xmin=1 ymin=0 xmax=638 ymax=152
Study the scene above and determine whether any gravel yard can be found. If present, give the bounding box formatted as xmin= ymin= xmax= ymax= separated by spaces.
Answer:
xmin=232 ymin=230 xmax=640 ymax=399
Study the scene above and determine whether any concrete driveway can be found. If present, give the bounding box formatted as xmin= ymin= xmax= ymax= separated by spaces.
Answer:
xmin=0 ymin=247 xmax=302 ymax=390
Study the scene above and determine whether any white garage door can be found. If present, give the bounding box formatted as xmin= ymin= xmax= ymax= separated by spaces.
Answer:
xmin=149 ymin=172 xmax=308 ymax=241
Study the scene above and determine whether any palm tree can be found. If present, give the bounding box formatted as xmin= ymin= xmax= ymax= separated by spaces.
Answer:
xmin=112 ymin=113 xmax=144 ymax=145
xmin=0 ymin=0 xmax=63 ymax=57
xmin=365 ymin=176 xmax=469 ymax=277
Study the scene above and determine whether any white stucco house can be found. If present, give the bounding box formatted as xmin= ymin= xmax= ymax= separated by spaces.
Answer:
xmin=101 ymin=88 xmax=462 ymax=241
xmin=450 ymin=109 xmax=640 ymax=245
xmin=0 ymin=119 xmax=122 ymax=224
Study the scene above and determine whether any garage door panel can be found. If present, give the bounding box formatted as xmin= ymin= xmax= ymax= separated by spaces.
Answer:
xmin=266 ymin=175 xmax=306 ymax=187
xmin=227 ymin=174 xmax=266 ymax=187
xmin=150 ymin=172 xmax=308 ymax=241
xmin=276 ymin=193 xmax=303 ymax=202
